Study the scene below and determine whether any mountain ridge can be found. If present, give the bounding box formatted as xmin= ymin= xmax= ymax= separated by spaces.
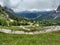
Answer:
xmin=2 ymin=5 xmax=60 ymax=21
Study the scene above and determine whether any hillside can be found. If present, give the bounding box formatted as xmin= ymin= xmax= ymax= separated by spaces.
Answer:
xmin=0 ymin=5 xmax=16 ymax=21
xmin=0 ymin=5 xmax=11 ymax=26
xmin=0 ymin=5 xmax=30 ymax=26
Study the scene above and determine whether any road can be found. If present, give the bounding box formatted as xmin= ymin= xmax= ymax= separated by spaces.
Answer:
xmin=0 ymin=26 xmax=60 ymax=34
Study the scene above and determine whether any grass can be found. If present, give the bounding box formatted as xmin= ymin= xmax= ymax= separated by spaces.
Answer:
xmin=0 ymin=31 xmax=60 ymax=45
xmin=0 ymin=26 xmax=22 ymax=30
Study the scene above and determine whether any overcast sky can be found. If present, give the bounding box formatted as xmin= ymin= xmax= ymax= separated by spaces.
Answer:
xmin=0 ymin=0 xmax=60 ymax=12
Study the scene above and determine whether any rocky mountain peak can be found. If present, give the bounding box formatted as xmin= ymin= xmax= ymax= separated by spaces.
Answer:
xmin=57 ymin=5 xmax=60 ymax=12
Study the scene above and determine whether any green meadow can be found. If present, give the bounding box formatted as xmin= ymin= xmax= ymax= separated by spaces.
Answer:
xmin=0 ymin=31 xmax=60 ymax=45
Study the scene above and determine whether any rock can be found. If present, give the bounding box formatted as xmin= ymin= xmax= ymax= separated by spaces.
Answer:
xmin=57 ymin=5 xmax=60 ymax=12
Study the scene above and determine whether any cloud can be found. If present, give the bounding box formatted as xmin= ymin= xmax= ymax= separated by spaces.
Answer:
xmin=0 ymin=0 xmax=4 ymax=6
xmin=4 ymin=0 xmax=21 ymax=8
xmin=0 ymin=0 xmax=60 ymax=12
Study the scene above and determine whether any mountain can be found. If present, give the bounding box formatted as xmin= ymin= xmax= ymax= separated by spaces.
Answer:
xmin=3 ymin=6 xmax=14 ymax=13
xmin=57 ymin=5 xmax=60 ymax=12
xmin=15 ymin=10 xmax=54 ymax=19
xmin=15 ymin=5 xmax=60 ymax=21
xmin=1 ymin=5 xmax=28 ymax=21
xmin=34 ymin=5 xmax=60 ymax=21
xmin=0 ymin=5 xmax=29 ymax=26
xmin=52 ymin=5 xmax=60 ymax=21
xmin=0 ymin=5 xmax=11 ymax=21
xmin=3 ymin=5 xmax=60 ymax=21
xmin=16 ymin=11 xmax=40 ymax=19
xmin=16 ymin=10 xmax=56 ymax=21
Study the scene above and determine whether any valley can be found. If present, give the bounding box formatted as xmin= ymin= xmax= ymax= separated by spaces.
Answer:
xmin=0 ymin=5 xmax=60 ymax=45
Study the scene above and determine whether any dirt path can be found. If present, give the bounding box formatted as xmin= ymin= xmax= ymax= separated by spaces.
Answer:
xmin=0 ymin=26 xmax=60 ymax=34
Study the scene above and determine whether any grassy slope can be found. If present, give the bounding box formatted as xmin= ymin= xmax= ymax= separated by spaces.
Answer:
xmin=0 ymin=5 xmax=28 ymax=22
xmin=0 ymin=31 xmax=60 ymax=45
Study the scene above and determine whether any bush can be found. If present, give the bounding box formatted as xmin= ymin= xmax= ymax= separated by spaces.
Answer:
xmin=0 ymin=19 xmax=7 ymax=26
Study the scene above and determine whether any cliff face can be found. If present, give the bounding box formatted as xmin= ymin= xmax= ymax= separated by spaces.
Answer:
xmin=57 ymin=5 xmax=60 ymax=12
